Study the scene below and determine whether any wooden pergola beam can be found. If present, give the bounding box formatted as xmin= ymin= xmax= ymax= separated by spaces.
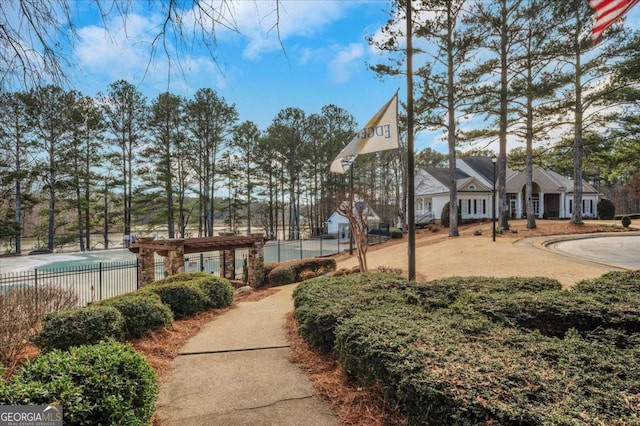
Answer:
xmin=129 ymin=234 xmax=266 ymax=287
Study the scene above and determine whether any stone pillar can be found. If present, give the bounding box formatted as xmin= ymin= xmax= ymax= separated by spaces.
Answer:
xmin=164 ymin=242 xmax=185 ymax=277
xmin=248 ymin=236 xmax=265 ymax=287
xmin=218 ymin=232 xmax=235 ymax=280
xmin=135 ymin=237 xmax=156 ymax=287
xmin=222 ymin=249 xmax=236 ymax=280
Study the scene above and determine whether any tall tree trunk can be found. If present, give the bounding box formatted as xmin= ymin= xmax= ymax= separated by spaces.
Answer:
xmin=14 ymin=137 xmax=22 ymax=254
xmin=498 ymin=0 xmax=510 ymax=231
xmin=246 ymin=162 xmax=252 ymax=234
xmin=76 ymin=184 xmax=85 ymax=252
xmin=103 ymin=181 xmax=109 ymax=249
xmin=571 ymin=8 xmax=584 ymax=225
xmin=525 ymin=67 xmax=536 ymax=229
xmin=48 ymin=183 xmax=55 ymax=251
xmin=280 ymin=168 xmax=286 ymax=240
xmin=122 ymin=140 xmax=130 ymax=246
xmin=447 ymin=8 xmax=459 ymax=237
xmin=269 ymin=165 xmax=275 ymax=238
xmin=524 ymin=4 xmax=537 ymax=229
xmin=84 ymin=184 xmax=91 ymax=250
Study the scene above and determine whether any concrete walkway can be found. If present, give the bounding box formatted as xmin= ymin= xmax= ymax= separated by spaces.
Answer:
xmin=155 ymin=284 xmax=338 ymax=426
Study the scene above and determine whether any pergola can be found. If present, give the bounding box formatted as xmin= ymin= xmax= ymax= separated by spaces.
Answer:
xmin=129 ymin=234 xmax=266 ymax=287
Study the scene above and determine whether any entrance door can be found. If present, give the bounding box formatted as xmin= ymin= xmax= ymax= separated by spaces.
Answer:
xmin=544 ymin=194 xmax=560 ymax=218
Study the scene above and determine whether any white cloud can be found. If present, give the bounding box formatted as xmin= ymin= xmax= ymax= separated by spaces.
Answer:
xmin=212 ymin=0 xmax=354 ymax=59
xmin=72 ymin=10 xmax=230 ymax=94
xmin=328 ymin=43 xmax=365 ymax=83
xmin=74 ymin=14 xmax=160 ymax=79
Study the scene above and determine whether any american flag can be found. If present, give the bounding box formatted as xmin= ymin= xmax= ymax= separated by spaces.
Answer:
xmin=588 ymin=0 xmax=640 ymax=42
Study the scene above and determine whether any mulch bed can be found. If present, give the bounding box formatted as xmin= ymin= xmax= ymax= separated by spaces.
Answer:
xmin=285 ymin=312 xmax=404 ymax=425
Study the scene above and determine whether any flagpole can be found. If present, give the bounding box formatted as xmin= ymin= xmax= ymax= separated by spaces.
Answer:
xmin=406 ymin=0 xmax=416 ymax=281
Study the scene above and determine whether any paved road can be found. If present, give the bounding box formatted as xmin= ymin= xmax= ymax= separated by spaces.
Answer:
xmin=549 ymin=235 xmax=640 ymax=269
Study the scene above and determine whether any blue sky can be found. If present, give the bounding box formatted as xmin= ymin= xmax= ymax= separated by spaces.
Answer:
xmin=63 ymin=1 xmax=640 ymax=155
xmin=67 ymin=1 xmax=415 ymax=147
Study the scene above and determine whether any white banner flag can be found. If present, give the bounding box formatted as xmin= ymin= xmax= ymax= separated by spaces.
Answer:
xmin=330 ymin=93 xmax=399 ymax=174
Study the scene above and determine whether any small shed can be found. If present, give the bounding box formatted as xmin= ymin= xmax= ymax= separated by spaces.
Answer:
xmin=325 ymin=202 xmax=381 ymax=237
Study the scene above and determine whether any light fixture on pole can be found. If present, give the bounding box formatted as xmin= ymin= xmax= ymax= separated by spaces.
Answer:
xmin=491 ymin=155 xmax=497 ymax=242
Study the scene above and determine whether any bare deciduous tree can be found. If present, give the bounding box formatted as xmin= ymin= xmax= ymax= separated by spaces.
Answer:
xmin=337 ymin=201 xmax=371 ymax=272
xmin=0 ymin=1 xmax=281 ymax=89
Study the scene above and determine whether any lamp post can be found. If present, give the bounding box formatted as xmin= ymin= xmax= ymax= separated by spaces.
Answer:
xmin=491 ymin=155 xmax=497 ymax=242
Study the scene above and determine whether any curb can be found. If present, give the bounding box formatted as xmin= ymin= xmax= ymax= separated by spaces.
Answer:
xmin=533 ymin=231 xmax=640 ymax=270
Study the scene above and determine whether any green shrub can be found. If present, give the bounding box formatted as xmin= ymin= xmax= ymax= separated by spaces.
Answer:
xmin=295 ymin=273 xmax=640 ymax=424
xmin=597 ymin=198 xmax=615 ymax=220
xmin=33 ymin=305 xmax=124 ymax=351
xmin=440 ymin=201 xmax=462 ymax=228
xmin=154 ymin=271 xmax=211 ymax=285
xmin=101 ymin=292 xmax=173 ymax=339
xmin=622 ymin=215 xmax=632 ymax=228
xmin=268 ymin=258 xmax=337 ymax=287
xmin=193 ymin=276 xmax=234 ymax=309
xmin=575 ymin=270 xmax=640 ymax=299
xmin=268 ymin=266 xmax=296 ymax=287
xmin=453 ymin=291 xmax=608 ymax=338
xmin=389 ymin=227 xmax=403 ymax=238
xmin=2 ymin=340 xmax=157 ymax=425
xmin=293 ymin=273 xmax=417 ymax=353
xmin=143 ymin=282 xmax=209 ymax=319
xmin=441 ymin=202 xmax=450 ymax=227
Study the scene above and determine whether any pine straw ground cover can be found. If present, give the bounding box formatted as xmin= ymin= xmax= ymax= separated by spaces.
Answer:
xmin=285 ymin=311 xmax=405 ymax=426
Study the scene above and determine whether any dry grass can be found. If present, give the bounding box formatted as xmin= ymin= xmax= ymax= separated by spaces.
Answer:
xmin=1 ymin=286 xmax=78 ymax=379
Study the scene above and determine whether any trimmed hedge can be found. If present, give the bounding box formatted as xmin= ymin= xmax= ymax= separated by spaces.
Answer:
xmin=294 ymin=273 xmax=640 ymax=424
xmin=35 ymin=273 xmax=234 ymax=349
xmin=343 ymin=311 xmax=640 ymax=425
xmin=0 ymin=340 xmax=157 ymax=425
xmin=32 ymin=305 xmax=124 ymax=351
xmin=389 ymin=227 xmax=403 ymax=238
xmin=452 ymin=290 xmax=640 ymax=341
xmin=192 ymin=275 xmax=234 ymax=309
xmin=597 ymin=198 xmax=615 ymax=220
xmin=154 ymin=271 xmax=211 ymax=285
xmin=268 ymin=258 xmax=337 ymax=287
xmin=142 ymin=282 xmax=209 ymax=319
xmin=101 ymin=292 xmax=174 ymax=339
xmin=293 ymin=273 xmax=418 ymax=353
xmin=268 ymin=266 xmax=296 ymax=287
xmin=574 ymin=270 xmax=640 ymax=300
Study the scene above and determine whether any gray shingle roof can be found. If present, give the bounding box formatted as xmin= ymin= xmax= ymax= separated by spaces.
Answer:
xmin=462 ymin=156 xmax=495 ymax=183
xmin=425 ymin=167 xmax=469 ymax=189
